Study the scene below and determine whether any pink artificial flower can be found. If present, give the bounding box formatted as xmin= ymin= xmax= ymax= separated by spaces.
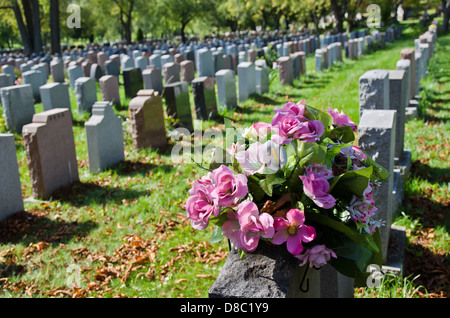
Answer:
xmin=271 ymin=112 xmax=308 ymax=145
xmin=185 ymin=180 xmax=219 ymax=230
xmin=299 ymin=171 xmax=336 ymax=209
xmin=222 ymin=200 xmax=275 ymax=252
xmin=252 ymin=122 xmax=272 ymax=139
xmin=305 ymin=163 xmax=333 ymax=180
xmin=327 ymin=107 xmax=357 ymax=132
xmin=226 ymin=141 xmax=245 ymax=157
xmin=211 ymin=165 xmax=248 ymax=207
xmin=272 ymin=209 xmax=316 ymax=255
xmin=297 ymin=120 xmax=325 ymax=143
xmin=296 ymin=245 xmax=337 ymax=269
xmin=235 ymin=141 xmax=287 ymax=175
xmin=273 ymin=101 xmax=308 ymax=122
xmin=347 ymin=195 xmax=378 ymax=224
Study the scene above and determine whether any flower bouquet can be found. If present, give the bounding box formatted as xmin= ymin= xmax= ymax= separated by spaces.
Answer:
xmin=185 ymin=100 xmax=390 ymax=286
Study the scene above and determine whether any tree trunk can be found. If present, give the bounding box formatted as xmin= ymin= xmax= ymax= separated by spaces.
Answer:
xmin=443 ymin=0 xmax=449 ymax=32
xmin=180 ymin=22 xmax=187 ymax=43
xmin=31 ymin=0 xmax=41 ymax=54
xmin=12 ymin=1 xmax=32 ymax=55
xmin=50 ymin=0 xmax=61 ymax=55
xmin=330 ymin=0 xmax=345 ymax=33
xmin=22 ymin=0 xmax=34 ymax=52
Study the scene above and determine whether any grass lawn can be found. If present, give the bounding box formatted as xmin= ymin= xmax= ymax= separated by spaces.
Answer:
xmin=0 ymin=19 xmax=448 ymax=298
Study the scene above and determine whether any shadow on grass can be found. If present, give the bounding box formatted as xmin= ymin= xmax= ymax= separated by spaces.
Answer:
xmin=108 ymin=159 xmax=174 ymax=176
xmin=0 ymin=209 xmax=97 ymax=245
xmin=409 ymin=160 xmax=450 ymax=186
xmin=51 ymin=180 xmax=150 ymax=207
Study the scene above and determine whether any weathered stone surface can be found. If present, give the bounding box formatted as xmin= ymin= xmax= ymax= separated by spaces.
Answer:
xmin=256 ymin=65 xmax=269 ymax=94
xmin=39 ymin=82 xmax=71 ymax=113
xmin=90 ymin=63 xmax=104 ymax=81
xmin=163 ymin=81 xmax=193 ymax=132
xmin=104 ymin=60 xmax=120 ymax=77
xmin=216 ymin=69 xmax=237 ymax=110
xmin=192 ymin=76 xmax=218 ymax=120
xmin=395 ymin=59 xmax=411 ymax=108
xmin=85 ymin=102 xmax=124 ymax=172
xmin=359 ymin=70 xmax=390 ymax=117
xmin=209 ymin=242 xmax=354 ymax=298
xmin=99 ymin=75 xmax=121 ymax=107
xmin=129 ymin=90 xmax=167 ymax=149
xmin=197 ymin=48 xmax=214 ymax=78
xmin=0 ymin=134 xmax=24 ymax=221
xmin=22 ymin=108 xmax=79 ymax=200
xmin=358 ymin=109 xmax=396 ymax=261
xmin=1 ymin=84 xmax=35 ymax=133
xmin=2 ymin=64 xmax=15 ymax=81
xmin=0 ymin=73 xmax=14 ymax=89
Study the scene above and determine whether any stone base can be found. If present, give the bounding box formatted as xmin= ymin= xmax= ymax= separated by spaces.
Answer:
xmin=208 ymin=242 xmax=354 ymax=298
xmin=405 ymin=99 xmax=420 ymax=120
xmin=383 ymin=225 xmax=406 ymax=276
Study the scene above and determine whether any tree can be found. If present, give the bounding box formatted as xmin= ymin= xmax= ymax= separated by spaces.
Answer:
xmin=330 ymin=0 xmax=347 ymax=33
xmin=442 ymin=0 xmax=450 ymax=32
xmin=49 ymin=0 xmax=60 ymax=54
xmin=161 ymin=0 xmax=214 ymax=43
xmin=112 ymin=0 xmax=135 ymax=44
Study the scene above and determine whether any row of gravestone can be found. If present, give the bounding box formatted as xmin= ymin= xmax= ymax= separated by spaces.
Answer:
xmin=207 ymin=23 xmax=438 ymax=299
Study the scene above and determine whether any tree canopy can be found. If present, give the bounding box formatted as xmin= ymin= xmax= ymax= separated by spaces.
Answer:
xmin=0 ymin=0 xmax=447 ymax=54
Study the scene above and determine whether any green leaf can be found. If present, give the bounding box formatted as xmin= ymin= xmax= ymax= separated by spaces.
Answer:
xmin=323 ymin=141 xmax=353 ymax=167
xmin=364 ymin=154 xmax=391 ymax=181
xmin=329 ymin=166 xmax=373 ymax=198
xmin=247 ymin=175 xmax=266 ymax=202
xmin=328 ymin=126 xmax=356 ymax=143
xmin=259 ymin=173 xmax=286 ymax=197
xmin=304 ymin=211 xmax=379 ymax=254
xmin=209 ymin=226 xmax=224 ymax=243
xmin=304 ymin=104 xmax=330 ymax=129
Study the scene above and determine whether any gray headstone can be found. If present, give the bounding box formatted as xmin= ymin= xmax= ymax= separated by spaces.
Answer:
xmin=237 ymin=62 xmax=256 ymax=102
xmin=163 ymin=81 xmax=193 ymax=132
xmin=104 ymin=60 xmax=120 ymax=77
xmin=215 ymin=69 xmax=237 ymax=111
xmin=359 ymin=70 xmax=390 ymax=117
xmin=22 ymin=70 xmax=46 ymax=102
xmin=90 ymin=63 xmax=104 ymax=81
xmin=85 ymin=102 xmax=124 ymax=172
xmin=135 ymin=56 xmax=148 ymax=71
xmin=192 ymin=76 xmax=218 ymax=120
xmin=161 ymin=54 xmax=174 ymax=66
xmin=97 ymin=52 xmax=108 ymax=72
xmin=39 ymin=82 xmax=71 ymax=113
xmin=396 ymin=59 xmax=411 ymax=108
xmin=256 ymin=66 xmax=269 ymax=94
xmin=68 ymin=65 xmax=84 ymax=90
xmin=197 ymin=48 xmax=214 ymax=78
xmin=1 ymin=84 xmax=35 ymax=133
xmin=0 ymin=73 xmax=13 ymax=89
xmin=149 ymin=54 xmax=162 ymax=70
xmin=315 ymin=49 xmax=322 ymax=71
xmin=142 ymin=68 xmax=163 ymax=94
xmin=0 ymin=134 xmax=24 ymax=221
xmin=22 ymin=108 xmax=79 ymax=200
xmin=121 ymin=55 xmax=135 ymax=70
xmin=2 ymin=64 xmax=16 ymax=81
xmin=388 ymin=70 xmax=407 ymax=162
xmin=75 ymin=77 xmax=97 ymax=113
xmin=358 ymin=109 xmax=396 ymax=261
